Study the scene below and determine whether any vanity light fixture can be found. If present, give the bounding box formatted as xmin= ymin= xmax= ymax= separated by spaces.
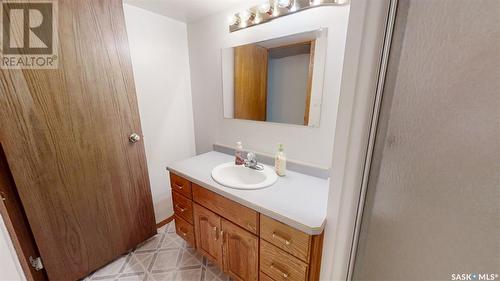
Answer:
xmin=238 ymin=10 xmax=255 ymax=27
xmin=278 ymin=0 xmax=292 ymax=8
xmin=229 ymin=0 xmax=348 ymax=32
xmin=258 ymin=2 xmax=273 ymax=14
xmin=227 ymin=14 xmax=240 ymax=26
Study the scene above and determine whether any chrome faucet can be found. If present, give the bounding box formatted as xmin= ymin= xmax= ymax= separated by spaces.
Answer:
xmin=244 ymin=152 xmax=264 ymax=171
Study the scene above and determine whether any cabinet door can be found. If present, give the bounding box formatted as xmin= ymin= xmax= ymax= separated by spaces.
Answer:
xmin=193 ymin=204 xmax=223 ymax=267
xmin=221 ymin=219 xmax=259 ymax=281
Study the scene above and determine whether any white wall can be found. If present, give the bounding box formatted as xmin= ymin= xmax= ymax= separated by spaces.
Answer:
xmin=0 ymin=216 xmax=25 ymax=281
xmin=267 ymin=54 xmax=310 ymax=125
xmin=124 ymin=4 xmax=196 ymax=223
xmin=187 ymin=5 xmax=350 ymax=168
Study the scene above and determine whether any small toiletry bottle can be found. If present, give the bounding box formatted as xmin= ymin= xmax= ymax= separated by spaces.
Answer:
xmin=235 ymin=141 xmax=245 ymax=165
xmin=275 ymin=143 xmax=286 ymax=176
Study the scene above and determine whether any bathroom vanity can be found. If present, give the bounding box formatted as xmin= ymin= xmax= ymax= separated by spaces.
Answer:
xmin=167 ymin=152 xmax=328 ymax=281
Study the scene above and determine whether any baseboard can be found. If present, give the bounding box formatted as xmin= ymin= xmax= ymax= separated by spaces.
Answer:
xmin=156 ymin=215 xmax=174 ymax=229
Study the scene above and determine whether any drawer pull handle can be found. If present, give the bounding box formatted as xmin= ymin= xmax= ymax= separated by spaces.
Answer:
xmin=272 ymin=232 xmax=291 ymax=245
xmin=175 ymin=204 xmax=186 ymax=213
xmin=213 ymin=226 xmax=219 ymax=241
xmin=270 ymin=263 xmax=289 ymax=278
xmin=179 ymin=228 xmax=188 ymax=237
xmin=173 ymin=183 xmax=183 ymax=190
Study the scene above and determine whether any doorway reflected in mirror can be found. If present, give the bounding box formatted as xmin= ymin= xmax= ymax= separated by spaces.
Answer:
xmin=222 ymin=29 xmax=328 ymax=127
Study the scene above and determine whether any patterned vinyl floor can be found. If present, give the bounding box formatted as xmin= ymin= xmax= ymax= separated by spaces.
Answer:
xmin=82 ymin=220 xmax=230 ymax=281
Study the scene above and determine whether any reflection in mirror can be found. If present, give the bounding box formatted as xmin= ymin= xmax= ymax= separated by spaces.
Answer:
xmin=222 ymin=29 xmax=327 ymax=127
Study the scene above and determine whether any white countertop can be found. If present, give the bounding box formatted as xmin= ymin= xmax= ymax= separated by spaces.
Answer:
xmin=167 ymin=151 xmax=329 ymax=235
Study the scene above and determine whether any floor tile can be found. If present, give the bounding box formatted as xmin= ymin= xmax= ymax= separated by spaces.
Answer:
xmin=175 ymin=268 xmax=202 ymax=281
xmin=151 ymin=249 xmax=180 ymax=271
xmin=116 ymin=273 xmax=146 ymax=281
xmin=91 ymin=255 xmax=128 ymax=280
xmin=82 ymin=220 xmax=230 ymax=281
xmin=148 ymin=271 xmax=176 ymax=281
xmin=178 ymin=249 xmax=203 ymax=268
xmin=121 ymin=255 xmax=147 ymax=275
xmin=136 ymin=235 xmax=162 ymax=252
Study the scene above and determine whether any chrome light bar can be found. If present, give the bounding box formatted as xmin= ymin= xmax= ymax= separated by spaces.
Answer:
xmin=228 ymin=0 xmax=348 ymax=32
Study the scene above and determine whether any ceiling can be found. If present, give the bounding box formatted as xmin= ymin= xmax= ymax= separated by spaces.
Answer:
xmin=124 ymin=0 xmax=261 ymax=23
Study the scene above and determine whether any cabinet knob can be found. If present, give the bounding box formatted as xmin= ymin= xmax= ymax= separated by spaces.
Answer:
xmin=175 ymin=204 xmax=186 ymax=213
xmin=272 ymin=232 xmax=291 ymax=245
xmin=270 ymin=263 xmax=289 ymax=278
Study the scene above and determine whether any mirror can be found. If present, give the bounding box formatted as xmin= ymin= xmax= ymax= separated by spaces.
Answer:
xmin=222 ymin=29 xmax=327 ymax=127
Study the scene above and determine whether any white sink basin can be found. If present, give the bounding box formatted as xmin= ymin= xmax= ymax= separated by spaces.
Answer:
xmin=211 ymin=162 xmax=278 ymax=190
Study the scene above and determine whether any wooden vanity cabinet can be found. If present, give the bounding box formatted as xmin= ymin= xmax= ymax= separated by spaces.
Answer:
xmin=169 ymin=173 xmax=324 ymax=281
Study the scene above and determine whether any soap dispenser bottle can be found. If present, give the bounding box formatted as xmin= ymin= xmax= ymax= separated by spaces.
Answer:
xmin=275 ymin=143 xmax=286 ymax=176
xmin=235 ymin=141 xmax=245 ymax=165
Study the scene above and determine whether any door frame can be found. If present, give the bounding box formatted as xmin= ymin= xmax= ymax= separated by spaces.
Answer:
xmin=320 ymin=0 xmax=398 ymax=280
xmin=344 ymin=0 xmax=399 ymax=279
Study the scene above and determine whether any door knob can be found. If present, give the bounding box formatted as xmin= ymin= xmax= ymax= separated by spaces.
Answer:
xmin=129 ymin=133 xmax=141 ymax=143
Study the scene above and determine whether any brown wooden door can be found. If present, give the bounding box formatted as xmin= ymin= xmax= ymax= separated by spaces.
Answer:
xmin=0 ymin=1 xmax=156 ymax=280
xmin=193 ymin=203 xmax=223 ymax=267
xmin=221 ymin=219 xmax=259 ymax=281
xmin=234 ymin=44 xmax=268 ymax=121
xmin=0 ymin=144 xmax=47 ymax=281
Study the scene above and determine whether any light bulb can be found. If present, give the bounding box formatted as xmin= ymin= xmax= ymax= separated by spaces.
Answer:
xmin=258 ymin=2 xmax=272 ymax=14
xmin=239 ymin=10 xmax=252 ymax=21
xmin=227 ymin=15 xmax=239 ymax=25
xmin=278 ymin=0 xmax=292 ymax=8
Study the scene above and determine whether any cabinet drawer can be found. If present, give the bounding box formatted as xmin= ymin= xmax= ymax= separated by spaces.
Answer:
xmin=172 ymin=191 xmax=193 ymax=223
xmin=170 ymin=173 xmax=192 ymax=199
xmin=260 ymin=240 xmax=308 ymax=281
xmin=260 ymin=214 xmax=311 ymax=262
xmin=175 ymin=215 xmax=195 ymax=247
xmin=260 ymin=272 xmax=275 ymax=281
xmin=192 ymin=184 xmax=259 ymax=234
